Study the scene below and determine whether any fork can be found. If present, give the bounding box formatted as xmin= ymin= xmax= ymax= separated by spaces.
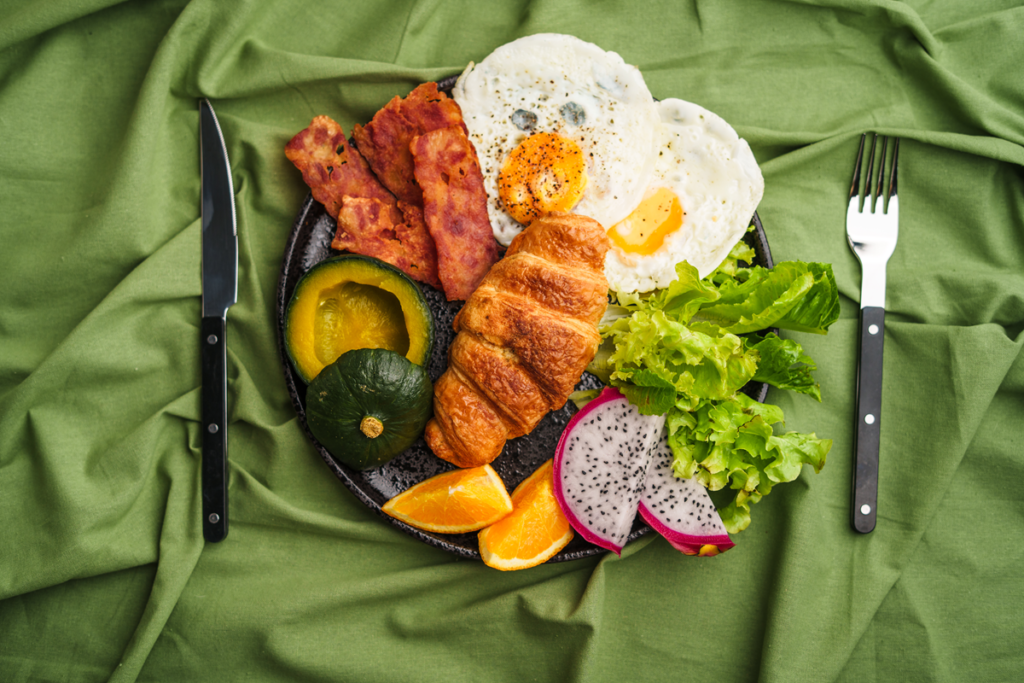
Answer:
xmin=846 ymin=133 xmax=899 ymax=534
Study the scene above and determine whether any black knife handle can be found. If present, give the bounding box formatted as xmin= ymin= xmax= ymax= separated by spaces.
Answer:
xmin=201 ymin=316 xmax=229 ymax=542
xmin=851 ymin=306 xmax=884 ymax=534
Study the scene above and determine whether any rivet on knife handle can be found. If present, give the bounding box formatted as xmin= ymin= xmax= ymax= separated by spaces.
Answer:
xmin=201 ymin=316 xmax=229 ymax=542
xmin=852 ymin=306 xmax=884 ymax=533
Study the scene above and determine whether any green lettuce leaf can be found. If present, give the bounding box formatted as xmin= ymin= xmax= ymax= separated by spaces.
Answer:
xmin=586 ymin=338 xmax=616 ymax=385
xmin=747 ymin=333 xmax=822 ymax=401
xmin=608 ymin=260 xmax=720 ymax=324
xmin=666 ymin=393 xmax=832 ymax=533
xmin=694 ymin=261 xmax=840 ymax=335
xmin=604 ymin=309 xmax=759 ymax=405
xmin=568 ymin=389 xmax=601 ymax=412
xmin=647 ymin=262 xmax=722 ymax=321
xmin=710 ymin=232 xmax=757 ymax=285
xmin=617 ymin=370 xmax=677 ymax=416
xmin=596 ymin=249 xmax=839 ymax=535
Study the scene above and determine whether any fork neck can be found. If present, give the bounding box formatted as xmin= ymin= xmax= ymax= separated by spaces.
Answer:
xmin=859 ymin=264 xmax=887 ymax=309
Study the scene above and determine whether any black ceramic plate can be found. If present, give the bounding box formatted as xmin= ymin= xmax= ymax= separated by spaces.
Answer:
xmin=276 ymin=79 xmax=775 ymax=562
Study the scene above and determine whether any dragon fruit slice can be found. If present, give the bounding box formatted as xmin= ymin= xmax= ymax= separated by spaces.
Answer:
xmin=638 ymin=433 xmax=735 ymax=556
xmin=552 ymin=387 xmax=665 ymax=555
xmin=553 ymin=386 xmax=735 ymax=557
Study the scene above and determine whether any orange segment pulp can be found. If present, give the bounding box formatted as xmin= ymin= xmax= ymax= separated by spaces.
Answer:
xmin=478 ymin=459 xmax=573 ymax=571
xmin=381 ymin=464 xmax=513 ymax=534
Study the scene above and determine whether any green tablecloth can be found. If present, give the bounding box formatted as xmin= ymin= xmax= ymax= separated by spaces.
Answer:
xmin=2 ymin=1 xmax=1022 ymax=680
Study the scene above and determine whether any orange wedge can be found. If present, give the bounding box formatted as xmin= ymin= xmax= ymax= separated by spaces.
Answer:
xmin=478 ymin=459 xmax=573 ymax=571
xmin=382 ymin=464 xmax=513 ymax=533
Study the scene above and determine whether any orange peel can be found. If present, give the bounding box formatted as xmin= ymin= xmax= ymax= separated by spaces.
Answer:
xmin=478 ymin=459 xmax=573 ymax=571
xmin=382 ymin=464 xmax=513 ymax=534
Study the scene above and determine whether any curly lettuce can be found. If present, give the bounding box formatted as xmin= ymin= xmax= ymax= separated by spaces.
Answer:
xmin=589 ymin=248 xmax=839 ymax=534
xmin=666 ymin=394 xmax=830 ymax=533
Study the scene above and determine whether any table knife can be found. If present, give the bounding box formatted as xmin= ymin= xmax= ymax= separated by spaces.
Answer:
xmin=199 ymin=98 xmax=237 ymax=543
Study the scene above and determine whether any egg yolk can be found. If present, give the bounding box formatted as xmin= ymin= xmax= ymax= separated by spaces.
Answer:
xmin=498 ymin=132 xmax=588 ymax=225
xmin=609 ymin=187 xmax=683 ymax=255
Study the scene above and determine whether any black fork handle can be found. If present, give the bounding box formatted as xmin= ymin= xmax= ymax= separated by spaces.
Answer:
xmin=852 ymin=306 xmax=884 ymax=533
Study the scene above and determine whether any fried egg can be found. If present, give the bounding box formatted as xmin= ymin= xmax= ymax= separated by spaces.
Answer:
xmin=603 ymin=98 xmax=764 ymax=293
xmin=453 ymin=33 xmax=660 ymax=246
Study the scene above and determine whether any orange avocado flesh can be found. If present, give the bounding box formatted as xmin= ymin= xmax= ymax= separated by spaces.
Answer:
xmin=313 ymin=282 xmax=410 ymax=365
xmin=286 ymin=257 xmax=430 ymax=383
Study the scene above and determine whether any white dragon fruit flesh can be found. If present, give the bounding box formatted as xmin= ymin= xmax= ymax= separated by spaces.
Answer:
xmin=553 ymin=386 xmax=734 ymax=557
xmin=638 ymin=433 xmax=735 ymax=556
xmin=553 ymin=387 xmax=665 ymax=555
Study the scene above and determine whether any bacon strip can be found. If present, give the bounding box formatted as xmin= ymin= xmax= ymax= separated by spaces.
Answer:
xmin=285 ymin=115 xmax=441 ymax=289
xmin=411 ymin=125 xmax=499 ymax=301
xmin=284 ymin=115 xmax=396 ymax=220
xmin=334 ymin=198 xmax=442 ymax=289
xmin=352 ymin=82 xmax=467 ymax=207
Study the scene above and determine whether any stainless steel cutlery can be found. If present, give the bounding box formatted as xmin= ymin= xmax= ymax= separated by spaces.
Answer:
xmin=199 ymin=99 xmax=237 ymax=543
xmin=846 ymin=133 xmax=899 ymax=534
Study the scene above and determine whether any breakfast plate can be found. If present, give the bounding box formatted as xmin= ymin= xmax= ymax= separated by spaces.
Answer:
xmin=277 ymin=63 xmax=775 ymax=561
xmin=276 ymin=176 xmax=773 ymax=563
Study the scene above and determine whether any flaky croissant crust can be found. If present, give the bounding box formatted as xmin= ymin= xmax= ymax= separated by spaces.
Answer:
xmin=425 ymin=212 xmax=611 ymax=468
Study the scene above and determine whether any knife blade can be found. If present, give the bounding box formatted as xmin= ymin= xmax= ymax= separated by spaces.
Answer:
xmin=199 ymin=98 xmax=237 ymax=543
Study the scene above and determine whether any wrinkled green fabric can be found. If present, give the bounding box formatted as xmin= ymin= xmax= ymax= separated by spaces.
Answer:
xmin=1 ymin=0 xmax=1022 ymax=681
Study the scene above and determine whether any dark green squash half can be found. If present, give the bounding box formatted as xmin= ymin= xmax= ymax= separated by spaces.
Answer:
xmin=305 ymin=348 xmax=433 ymax=471
xmin=285 ymin=255 xmax=434 ymax=384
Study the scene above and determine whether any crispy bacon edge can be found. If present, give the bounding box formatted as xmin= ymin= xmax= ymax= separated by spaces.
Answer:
xmin=411 ymin=124 xmax=499 ymax=301
xmin=285 ymin=115 xmax=441 ymax=290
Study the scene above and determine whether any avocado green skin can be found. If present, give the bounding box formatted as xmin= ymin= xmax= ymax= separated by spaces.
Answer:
xmin=285 ymin=254 xmax=436 ymax=384
xmin=305 ymin=348 xmax=433 ymax=471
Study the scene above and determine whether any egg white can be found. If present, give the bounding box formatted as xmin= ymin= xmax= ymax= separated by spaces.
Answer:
xmin=604 ymin=98 xmax=765 ymax=293
xmin=453 ymin=33 xmax=661 ymax=246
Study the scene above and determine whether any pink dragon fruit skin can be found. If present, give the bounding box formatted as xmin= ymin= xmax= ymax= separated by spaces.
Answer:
xmin=553 ymin=387 xmax=734 ymax=557
xmin=637 ymin=433 xmax=734 ymax=555
xmin=552 ymin=387 xmax=664 ymax=555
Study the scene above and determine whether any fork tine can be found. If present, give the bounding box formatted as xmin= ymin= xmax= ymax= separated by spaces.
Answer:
xmin=849 ymin=133 xmax=866 ymax=201
xmin=864 ymin=134 xmax=878 ymax=211
xmin=887 ymin=137 xmax=900 ymax=200
xmin=873 ymin=136 xmax=889 ymax=209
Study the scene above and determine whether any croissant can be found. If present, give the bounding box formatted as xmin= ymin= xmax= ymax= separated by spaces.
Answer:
xmin=425 ymin=212 xmax=611 ymax=468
